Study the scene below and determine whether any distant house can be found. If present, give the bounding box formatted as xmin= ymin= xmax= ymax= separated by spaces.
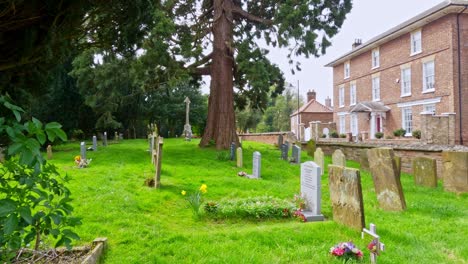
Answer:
xmin=290 ymin=90 xmax=333 ymax=138
xmin=325 ymin=0 xmax=468 ymax=145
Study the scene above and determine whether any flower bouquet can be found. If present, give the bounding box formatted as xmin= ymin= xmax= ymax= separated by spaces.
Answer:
xmin=330 ymin=241 xmax=363 ymax=262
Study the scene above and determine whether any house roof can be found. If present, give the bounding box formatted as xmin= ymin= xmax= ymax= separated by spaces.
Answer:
xmin=349 ymin=102 xmax=391 ymax=113
xmin=325 ymin=0 xmax=468 ymax=67
xmin=291 ymin=99 xmax=333 ymax=116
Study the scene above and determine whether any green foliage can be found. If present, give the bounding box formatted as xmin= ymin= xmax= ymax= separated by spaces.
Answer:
xmin=375 ymin=132 xmax=384 ymax=139
xmin=393 ymin=128 xmax=406 ymax=137
xmin=182 ymin=184 xmax=207 ymax=219
xmin=412 ymin=130 xmax=422 ymax=139
xmin=330 ymin=131 xmax=339 ymax=138
xmin=0 ymin=96 xmax=80 ymax=255
xmin=306 ymin=139 xmax=316 ymax=156
xmin=215 ymin=152 xmax=231 ymax=161
xmin=339 ymin=133 xmax=347 ymax=138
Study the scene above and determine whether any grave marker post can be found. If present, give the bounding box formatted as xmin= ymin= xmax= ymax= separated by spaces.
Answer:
xmin=154 ymin=137 xmax=164 ymax=188
xmin=362 ymin=223 xmax=385 ymax=264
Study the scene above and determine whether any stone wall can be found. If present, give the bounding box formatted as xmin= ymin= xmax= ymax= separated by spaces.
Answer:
xmin=420 ymin=112 xmax=456 ymax=145
xmin=239 ymin=132 xmax=297 ymax=145
xmin=309 ymin=121 xmax=337 ymax=140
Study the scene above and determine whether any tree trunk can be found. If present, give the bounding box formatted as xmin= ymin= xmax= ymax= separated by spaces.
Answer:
xmin=200 ymin=0 xmax=238 ymax=149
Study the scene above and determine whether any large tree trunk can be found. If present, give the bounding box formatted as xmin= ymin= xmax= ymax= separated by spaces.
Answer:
xmin=200 ymin=0 xmax=238 ymax=149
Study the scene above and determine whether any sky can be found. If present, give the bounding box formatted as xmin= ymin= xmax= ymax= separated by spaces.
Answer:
xmin=203 ymin=0 xmax=444 ymax=105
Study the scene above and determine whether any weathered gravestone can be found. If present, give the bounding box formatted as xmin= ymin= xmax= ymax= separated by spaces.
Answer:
xmin=247 ymin=151 xmax=261 ymax=179
xmin=292 ymin=145 xmax=301 ymax=164
xmin=119 ymin=133 xmax=124 ymax=140
xmin=278 ymin=134 xmax=283 ymax=149
xmin=412 ymin=156 xmax=437 ymax=188
xmin=281 ymin=144 xmax=288 ymax=160
xmin=92 ymin=136 xmax=98 ymax=151
xmin=114 ymin=131 xmax=118 ymax=141
xmin=442 ymin=151 xmax=468 ymax=193
xmin=47 ymin=145 xmax=53 ymax=160
xmin=236 ymin=147 xmax=243 ymax=168
xmin=80 ymin=142 xmax=86 ymax=160
xmin=314 ymin=148 xmax=324 ymax=176
xmin=285 ymin=140 xmax=290 ymax=152
xmin=230 ymin=142 xmax=236 ymax=161
xmin=103 ymin=132 xmax=108 ymax=146
xmin=328 ymin=165 xmax=365 ymax=230
xmin=300 ymin=161 xmax=324 ymax=221
xmin=359 ymin=149 xmax=369 ymax=170
xmin=367 ymin=148 xmax=406 ymax=211
xmin=394 ymin=155 xmax=401 ymax=177
xmin=154 ymin=137 xmax=164 ymax=188
xmin=152 ymin=136 xmax=160 ymax=165
xmin=332 ymin=149 xmax=346 ymax=167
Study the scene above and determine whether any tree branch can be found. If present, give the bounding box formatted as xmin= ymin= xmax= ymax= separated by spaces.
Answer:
xmin=187 ymin=52 xmax=212 ymax=68
xmin=190 ymin=66 xmax=211 ymax=76
xmin=231 ymin=5 xmax=273 ymax=26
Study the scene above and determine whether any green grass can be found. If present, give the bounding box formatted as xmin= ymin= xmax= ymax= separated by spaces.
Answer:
xmin=48 ymin=139 xmax=468 ymax=263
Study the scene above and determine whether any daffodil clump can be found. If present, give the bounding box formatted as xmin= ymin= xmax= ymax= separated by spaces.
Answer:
xmin=181 ymin=184 xmax=207 ymax=219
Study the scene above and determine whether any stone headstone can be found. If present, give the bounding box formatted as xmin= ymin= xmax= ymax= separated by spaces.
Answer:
xmin=285 ymin=140 xmax=290 ymax=152
xmin=300 ymin=161 xmax=324 ymax=221
xmin=248 ymin=151 xmax=261 ymax=179
xmin=281 ymin=144 xmax=288 ymax=160
xmin=314 ymin=148 xmax=324 ymax=176
xmin=329 ymin=165 xmax=365 ymax=230
xmin=92 ymin=136 xmax=98 ymax=151
xmin=442 ymin=151 xmax=468 ymax=193
xmin=359 ymin=149 xmax=369 ymax=170
xmin=114 ymin=131 xmax=118 ymax=141
xmin=367 ymin=148 xmax=406 ymax=211
xmin=46 ymin=145 xmax=52 ymax=160
xmin=230 ymin=142 xmax=236 ymax=161
xmin=236 ymin=147 xmax=243 ymax=168
xmin=332 ymin=149 xmax=346 ymax=167
xmin=119 ymin=133 xmax=124 ymax=140
xmin=413 ymin=156 xmax=437 ymax=188
xmin=150 ymin=136 xmax=155 ymax=156
xmin=278 ymin=135 xmax=283 ymax=149
xmin=394 ymin=155 xmax=401 ymax=177
xmin=292 ymin=145 xmax=301 ymax=164
xmin=80 ymin=142 xmax=86 ymax=160
xmin=103 ymin=132 xmax=108 ymax=146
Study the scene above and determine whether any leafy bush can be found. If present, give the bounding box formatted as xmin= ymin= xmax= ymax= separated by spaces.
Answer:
xmin=321 ymin=134 xmax=326 ymax=138
xmin=393 ymin=128 xmax=406 ymax=137
xmin=306 ymin=139 xmax=316 ymax=156
xmin=375 ymin=132 xmax=384 ymax=139
xmin=339 ymin=134 xmax=346 ymax=138
xmin=412 ymin=130 xmax=421 ymax=139
xmin=204 ymin=196 xmax=295 ymax=220
xmin=70 ymin=129 xmax=85 ymax=140
xmin=329 ymin=131 xmax=339 ymax=138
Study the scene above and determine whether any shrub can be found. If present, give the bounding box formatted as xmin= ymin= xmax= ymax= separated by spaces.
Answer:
xmin=375 ymin=132 xmax=384 ymax=139
xmin=70 ymin=129 xmax=85 ymax=140
xmin=339 ymin=133 xmax=346 ymax=138
xmin=330 ymin=131 xmax=339 ymax=138
xmin=393 ymin=128 xmax=406 ymax=137
xmin=412 ymin=130 xmax=421 ymax=139
xmin=306 ymin=139 xmax=316 ymax=156
xmin=321 ymin=134 xmax=327 ymax=138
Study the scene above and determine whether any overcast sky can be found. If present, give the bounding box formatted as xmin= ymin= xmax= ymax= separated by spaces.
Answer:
xmin=203 ymin=0 xmax=444 ymax=106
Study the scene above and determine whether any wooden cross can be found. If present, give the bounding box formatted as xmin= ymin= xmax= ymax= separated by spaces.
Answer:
xmin=362 ymin=223 xmax=385 ymax=264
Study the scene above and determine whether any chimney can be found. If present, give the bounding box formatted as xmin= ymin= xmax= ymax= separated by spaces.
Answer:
xmin=325 ymin=96 xmax=332 ymax=108
xmin=307 ymin=90 xmax=316 ymax=102
xmin=352 ymin=39 xmax=362 ymax=49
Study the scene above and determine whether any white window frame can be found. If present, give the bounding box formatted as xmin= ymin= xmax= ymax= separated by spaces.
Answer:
xmin=372 ymin=48 xmax=380 ymax=69
xmin=411 ymin=30 xmax=422 ymax=55
xmin=350 ymin=114 xmax=358 ymax=136
xmin=402 ymin=107 xmax=413 ymax=136
xmin=423 ymin=60 xmax=435 ymax=92
xmin=344 ymin=62 xmax=350 ymax=79
xmin=339 ymin=115 xmax=346 ymax=134
xmin=372 ymin=76 xmax=380 ymax=101
xmin=401 ymin=67 xmax=411 ymax=97
xmin=339 ymin=86 xmax=345 ymax=107
xmin=423 ymin=104 xmax=436 ymax=114
xmin=350 ymin=83 xmax=356 ymax=106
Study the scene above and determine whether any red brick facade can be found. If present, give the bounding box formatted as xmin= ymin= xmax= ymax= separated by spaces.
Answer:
xmin=327 ymin=3 xmax=468 ymax=145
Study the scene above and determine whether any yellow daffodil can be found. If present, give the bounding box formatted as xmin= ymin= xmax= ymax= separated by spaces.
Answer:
xmin=199 ymin=184 xmax=207 ymax=194
xmin=74 ymin=155 xmax=81 ymax=161
xmin=181 ymin=190 xmax=186 ymax=196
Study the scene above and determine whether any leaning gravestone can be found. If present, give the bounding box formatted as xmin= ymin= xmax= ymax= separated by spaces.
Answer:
xmin=278 ymin=134 xmax=283 ymax=149
xmin=292 ymin=145 xmax=301 ymax=164
xmin=47 ymin=145 xmax=53 ymax=160
xmin=281 ymin=144 xmax=288 ymax=160
xmin=236 ymin=147 xmax=243 ymax=168
xmin=103 ymin=132 xmax=108 ymax=146
xmin=230 ymin=142 xmax=236 ymax=161
xmin=247 ymin=151 xmax=261 ymax=179
xmin=314 ymin=148 xmax=324 ymax=176
xmin=394 ymin=155 xmax=401 ymax=177
xmin=442 ymin=151 xmax=468 ymax=193
xmin=413 ymin=156 xmax=437 ymax=188
xmin=328 ymin=165 xmax=365 ymax=230
xmin=367 ymin=148 xmax=406 ymax=211
xmin=300 ymin=161 xmax=324 ymax=221
xmin=359 ymin=149 xmax=369 ymax=170
xmin=92 ymin=136 xmax=98 ymax=151
xmin=80 ymin=142 xmax=86 ymax=160
xmin=332 ymin=149 xmax=346 ymax=167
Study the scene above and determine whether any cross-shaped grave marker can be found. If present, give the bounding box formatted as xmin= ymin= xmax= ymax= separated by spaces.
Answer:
xmin=362 ymin=223 xmax=385 ymax=264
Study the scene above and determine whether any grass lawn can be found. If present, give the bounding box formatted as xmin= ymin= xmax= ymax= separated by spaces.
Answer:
xmin=49 ymin=139 xmax=468 ymax=263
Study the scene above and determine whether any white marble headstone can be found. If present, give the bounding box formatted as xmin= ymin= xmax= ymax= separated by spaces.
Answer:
xmin=300 ymin=161 xmax=324 ymax=221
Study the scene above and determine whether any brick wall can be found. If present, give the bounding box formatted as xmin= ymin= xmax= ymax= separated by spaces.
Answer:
xmin=300 ymin=112 xmax=333 ymax=127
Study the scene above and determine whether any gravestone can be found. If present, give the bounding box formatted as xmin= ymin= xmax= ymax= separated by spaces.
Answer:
xmin=114 ymin=131 xmax=118 ymax=141
xmin=230 ymin=142 xmax=236 ymax=161
xmin=92 ymin=136 xmax=98 ymax=151
xmin=80 ymin=142 xmax=86 ymax=160
xmin=292 ymin=145 xmax=301 ymax=164
xmin=236 ymin=147 xmax=243 ymax=168
xmin=47 ymin=145 xmax=53 ymax=160
xmin=278 ymin=134 xmax=283 ymax=149
xmin=412 ymin=156 xmax=437 ymax=187
xmin=285 ymin=140 xmax=290 ymax=152
xmin=442 ymin=151 xmax=468 ymax=193
xmin=328 ymin=165 xmax=365 ymax=230
xmin=300 ymin=161 xmax=324 ymax=221
xmin=367 ymin=148 xmax=406 ymax=211
xmin=119 ymin=133 xmax=124 ymax=140
xmin=281 ymin=144 xmax=288 ymax=160
xmin=362 ymin=223 xmax=385 ymax=264
xmin=394 ymin=155 xmax=401 ymax=177
xmin=359 ymin=149 xmax=369 ymax=170
xmin=314 ymin=148 xmax=324 ymax=176
xmin=154 ymin=137 xmax=164 ymax=188
xmin=332 ymin=149 xmax=346 ymax=167
xmin=150 ymin=135 xmax=155 ymax=157
xmin=247 ymin=151 xmax=261 ymax=179
xmin=103 ymin=132 xmax=108 ymax=146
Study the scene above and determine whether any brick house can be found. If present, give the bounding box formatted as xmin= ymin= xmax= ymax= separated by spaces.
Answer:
xmin=290 ymin=90 xmax=333 ymax=138
xmin=325 ymin=0 xmax=468 ymax=145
